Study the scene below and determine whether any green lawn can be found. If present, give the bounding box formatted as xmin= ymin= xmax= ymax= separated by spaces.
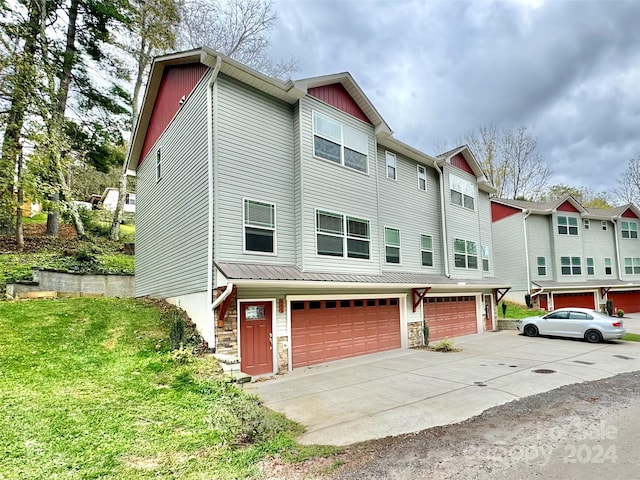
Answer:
xmin=0 ymin=298 xmax=327 ymax=479
xmin=622 ymin=332 xmax=640 ymax=342
xmin=499 ymin=301 xmax=546 ymax=320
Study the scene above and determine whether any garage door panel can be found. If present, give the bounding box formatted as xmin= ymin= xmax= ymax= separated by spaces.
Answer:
xmin=553 ymin=292 xmax=595 ymax=309
xmin=608 ymin=291 xmax=640 ymax=313
xmin=292 ymin=298 xmax=401 ymax=368
xmin=425 ymin=296 xmax=477 ymax=342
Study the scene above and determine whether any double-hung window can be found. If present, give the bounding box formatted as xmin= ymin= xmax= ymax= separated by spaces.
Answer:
xmin=244 ymin=199 xmax=276 ymax=254
xmin=602 ymin=221 xmax=608 ymax=231
xmin=313 ymin=112 xmax=368 ymax=173
xmin=386 ymin=152 xmax=397 ymax=180
xmin=450 ymin=174 xmax=475 ymax=210
xmin=417 ymin=165 xmax=427 ymax=191
xmin=156 ymin=149 xmax=162 ymax=182
xmin=421 ymin=235 xmax=433 ymax=267
xmin=316 ymin=210 xmax=370 ymax=259
xmin=604 ymin=257 xmax=612 ymax=275
xmin=537 ymin=256 xmax=547 ymax=276
xmin=385 ymin=227 xmax=401 ymax=264
xmin=454 ymin=238 xmax=478 ymax=269
xmin=557 ymin=216 xmax=578 ymax=235
xmin=584 ymin=219 xmax=590 ymax=230
xmin=586 ymin=257 xmax=595 ymax=275
xmin=561 ymin=256 xmax=581 ymax=275
xmin=624 ymin=257 xmax=640 ymax=275
xmin=482 ymin=245 xmax=490 ymax=272
xmin=621 ymin=220 xmax=638 ymax=239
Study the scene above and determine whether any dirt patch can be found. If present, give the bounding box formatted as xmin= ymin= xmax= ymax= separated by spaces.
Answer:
xmin=0 ymin=223 xmax=79 ymax=254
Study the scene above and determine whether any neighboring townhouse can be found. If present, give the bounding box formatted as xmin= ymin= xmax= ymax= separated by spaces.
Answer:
xmin=127 ymin=47 xmax=510 ymax=376
xmin=99 ymin=188 xmax=136 ymax=213
xmin=491 ymin=196 xmax=640 ymax=313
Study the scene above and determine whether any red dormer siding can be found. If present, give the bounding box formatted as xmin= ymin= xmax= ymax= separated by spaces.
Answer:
xmin=451 ymin=153 xmax=474 ymax=175
xmin=622 ymin=209 xmax=638 ymax=219
xmin=557 ymin=201 xmax=580 ymax=213
xmin=491 ymin=202 xmax=521 ymax=222
xmin=139 ymin=63 xmax=209 ymax=164
xmin=308 ymin=83 xmax=372 ymax=124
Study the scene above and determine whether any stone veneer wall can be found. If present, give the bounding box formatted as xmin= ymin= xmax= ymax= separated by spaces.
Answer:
xmin=277 ymin=337 xmax=289 ymax=373
xmin=408 ymin=321 xmax=424 ymax=347
xmin=214 ymin=287 xmax=238 ymax=356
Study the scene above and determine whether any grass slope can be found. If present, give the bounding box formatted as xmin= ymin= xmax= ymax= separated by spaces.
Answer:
xmin=0 ymin=298 xmax=325 ymax=479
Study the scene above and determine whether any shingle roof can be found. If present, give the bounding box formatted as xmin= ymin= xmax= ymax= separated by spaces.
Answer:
xmin=493 ymin=197 xmax=637 ymax=219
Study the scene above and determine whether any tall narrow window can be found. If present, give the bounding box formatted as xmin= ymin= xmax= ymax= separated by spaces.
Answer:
xmin=586 ymin=257 xmax=594 ymax=275
xmin=482 ymin=245 xmax=490 ymax=272
xmin=421 ymin=235 xmax=433 ymax=267
xmin=537 ymin=256 xmax=547 ymax=276
xmin=417 ymin=165 xmax=427 ymax=191
xmin=454 ymin=238 xmax=478 ymax=269
xmin=602 ymin=221 xmax=608 ymax=231
xmin=385 ymin=227 xmax=401 ymax=264
xmin=621 ymin=220 xmax=638 ymax=239
xmin=604 ymin=257 xmax=612 ymax=275
xmin=244 ymin=199 xmax=275 ymax=254
xmin=346 ymin=217 xmax=370 ymax=259
xmin=156 ymin=149 xmax=162 ymax=182
xmin=584 ymin=219 xmax=590 ymax=230
xmin=386 ymin=152 xmax=397 ymax=180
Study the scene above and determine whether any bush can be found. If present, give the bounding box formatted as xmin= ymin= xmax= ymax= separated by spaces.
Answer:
xmin=617 ymin=309 xmax=625 ymax=318
xmin=169 ymin=311 xmax=185 ymax=350
xmin=431 ymin=337 xmax=456 ymax=352
xmin=171 ymin=344 xmax=195 ymax=364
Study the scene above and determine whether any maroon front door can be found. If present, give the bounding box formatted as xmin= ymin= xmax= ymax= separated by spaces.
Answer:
xmin=484 ymin=295 xmax=493 ymax=331
xmin=240 ymin=301 xmax=273 ymax=375
xmin=539 ymin=294 xmax=549 ymax=311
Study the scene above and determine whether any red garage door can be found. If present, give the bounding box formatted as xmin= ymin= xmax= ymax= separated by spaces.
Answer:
xmin=291 ymin=298 xmax=401 ymax=368
xmin=424 ymin=296 xmax=477 ymax=341
xmin=553 ymin=292 xmax=595 ymax=309
xmin=608 ymin=291 xmax=640 ymax=313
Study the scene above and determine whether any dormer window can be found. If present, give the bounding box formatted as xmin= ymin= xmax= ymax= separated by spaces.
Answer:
xmin=558 ymin=216 xmax=578 ymax=235
xmin=313 ymin=111 xmax=368 ymax=174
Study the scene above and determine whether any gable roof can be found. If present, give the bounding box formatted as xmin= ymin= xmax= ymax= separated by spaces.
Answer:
xmin=436 ymin=145 xmax=495 ymax=193
xmin=491 ymin=196 xmax=640 ymax=220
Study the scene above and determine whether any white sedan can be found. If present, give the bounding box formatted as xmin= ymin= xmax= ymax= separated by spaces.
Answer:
xmin=516 ymin=307 xmax=626 ymax=343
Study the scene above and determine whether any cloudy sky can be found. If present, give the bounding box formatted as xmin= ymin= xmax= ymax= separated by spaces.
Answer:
xmin=267 ymin=0 xmax=640 ymax=199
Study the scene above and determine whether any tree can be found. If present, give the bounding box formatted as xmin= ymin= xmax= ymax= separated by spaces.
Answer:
xmin=177 ymin=0 xmax=297 ymax=78
xmin=456 ymin=124 xmax=551 ymax=200
xmin=541 ymin=184 xmax=613 ymax=209
xmin=616 ymin=156 xmax=640 ymax=206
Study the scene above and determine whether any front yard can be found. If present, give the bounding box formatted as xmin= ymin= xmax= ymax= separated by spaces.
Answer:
xmin=0 ymin=298 xmax=332 ymax=479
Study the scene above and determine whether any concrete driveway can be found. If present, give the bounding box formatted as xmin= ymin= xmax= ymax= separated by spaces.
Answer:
xmin=245 ymin=331 xmax=640 ymax=445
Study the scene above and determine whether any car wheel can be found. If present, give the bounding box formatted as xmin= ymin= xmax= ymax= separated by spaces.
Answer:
xmin=585 ymin=330 xmax=602 ymax=343
xmin=524 ymin=325 xmax=538 ymax=337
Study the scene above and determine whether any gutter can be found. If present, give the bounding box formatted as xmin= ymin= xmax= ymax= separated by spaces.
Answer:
xmin=433 ymin=161 xmax=450 ymax=277
xmin=206 ymin=56 xmax=223 ymax=344
xmin=523 ymin=210 xmax=532 ymax=294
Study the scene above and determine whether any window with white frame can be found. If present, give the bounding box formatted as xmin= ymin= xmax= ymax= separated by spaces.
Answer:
xmin=450 ymin=174 xmax=475 ymax=210
xmin=561 ymin=256 xmax=581 ymax=275
xmin=604 ymin=257 xmax=612 ymax=275
xmin=386 ymin=151 xmax=397 ymax=180
xmin=385 ymin=227 xmax=401 ymax=264
xmin=315 ymin=210 xmax=370 ymax=259
xmin=584 ymin=219 xmax=590 ymax=230
xmin=602 ymin=221 xmax=608 ymax=231
xmin=621 ymin=220 xmax=638 ymax=239
xmin=244 ymin=199 xmax=276 ymax=254
xmin=537 ymin=256 xmax=547 ymax=276
xmin=624 ymin=257 xmax=640 ymax=274
xmin=417 ymin=165 xmax=427 ymax=191
xmin=454 ymin=238 xmax=478 ymax=269
xmin=586 ymin=257 xmax=595 ymax=275
xmin=421 ymin=235 xmax=433 ymax=267
xmin=156 ymin=149 xmax=162 ymax=182
xmin=313 ymin=112 xmax=368 ymax=173
xmin=125 ymin=193 xmax=136 ymax=206
xmin=557 ymin=216 xmax=578 ymax=235
xmin=482 ymin=245 xmax=490 ymax=272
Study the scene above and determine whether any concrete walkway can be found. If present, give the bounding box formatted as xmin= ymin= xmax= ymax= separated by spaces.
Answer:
xmin=245 ymin=331 xmax=640 ymax=446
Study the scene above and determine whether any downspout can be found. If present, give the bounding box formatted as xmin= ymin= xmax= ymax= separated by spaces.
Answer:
xmin=530 ymin=285 xmax=544 ymax=299
xmin=523 ymin=210 xmax=531 ymax=294
xmin=612 ymin=219 xmax=623 ymax=281
xmin=207 ymin=56 xmax=223 ymax=347
xmin=212 ymin=282 xmax=234 ymax=311
xmin=433 ymin=161 xmax=450 ymax=277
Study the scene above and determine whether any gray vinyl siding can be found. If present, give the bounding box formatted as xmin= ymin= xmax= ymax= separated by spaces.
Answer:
xmin=551 ymin=212 xmax=585 ymax=282
xmin=443 ymin=166 xmax=483 ymax=279
xmin=583 ymin=219 xmax=618 ymax=278
xmin=377 ymin=146 xmax=442 ymax=273
xmin=215 ymin=75 xmax=296 ymax=265
xmin=527 ymin=215 xmax=554 ymax=282
xmin=492 ymin=212 xmax=529 ymax=291
xmin=617 ymin=218 xmax=640 ymax=280
xmin=478 ymin=193 xmax=494 ymax=277
xmin=293 ymin=104 xmax=303 ymax=268
xmin=135 ymin=74 xmax=210 ymax=298
xmin=299 ymin=96 xmax=381 ymax=273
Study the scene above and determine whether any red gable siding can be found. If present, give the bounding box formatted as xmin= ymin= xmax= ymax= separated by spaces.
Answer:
xmin=451 ymin=153 xmax=474 ymax=175
xmin=491 ymin=202 xmax=521 ymax=222
xmin=557 ymin=201 xmax=579 ymax=213
xmin=139 ymin=63 xmax=208 ymax=164
xmin=622 ymin=209 xmax=638 ymax=219
xmin=308 ymin=83 xmax=372 ymax=124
